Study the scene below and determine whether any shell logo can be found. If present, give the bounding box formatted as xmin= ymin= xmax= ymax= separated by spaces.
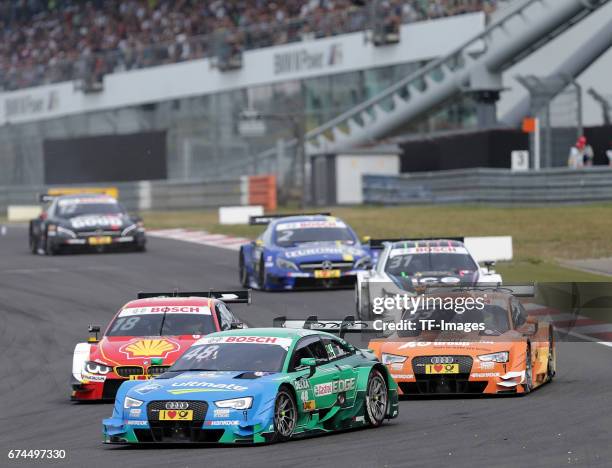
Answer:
xmin=120 ymin=338 xmax=179 ymax=359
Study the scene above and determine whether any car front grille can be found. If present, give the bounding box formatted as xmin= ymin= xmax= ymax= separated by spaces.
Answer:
xmin=147 ymin=366 xmax=171 ymax=376
xmin=115 ymin=366 xmax=144 ymax=378
xmin=298 ymin=261 xmax=354 ymax=272
xmin=144 ymin=401 xmax=211 ymax=442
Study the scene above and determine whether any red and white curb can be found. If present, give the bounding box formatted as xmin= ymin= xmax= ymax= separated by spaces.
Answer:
xmin=148 ymin=229 xmax=249 ymax=251
xmin=524 ymin=303 xmax=612 ymax=348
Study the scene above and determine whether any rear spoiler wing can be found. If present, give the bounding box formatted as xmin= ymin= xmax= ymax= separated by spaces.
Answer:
xmin=367 ymin=237 xmax=465 ymax=249
xmin=273 ymin=315 xmax=376 ymax=338
xmin=249 ymin=212 xmax=332 ymax=225
xmin=137 ymin=289 xmax=252 ymax=304
xmin=38 ymin=186 xmax=119 ymax=203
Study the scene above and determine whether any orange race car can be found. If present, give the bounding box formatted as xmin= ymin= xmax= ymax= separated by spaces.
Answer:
xmin=367 ymin=287 xmax=556 ymax=395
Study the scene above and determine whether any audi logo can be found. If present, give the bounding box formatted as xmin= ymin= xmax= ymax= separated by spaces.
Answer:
xmin=165 ymin=401 xmax=189 ymax=410
xmin=430 ymin=356 xmax=454 ymax=364
xmin=321 ymin=260 xmax=333 ymax=270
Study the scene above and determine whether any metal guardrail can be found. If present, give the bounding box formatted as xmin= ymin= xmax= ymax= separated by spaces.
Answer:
xmin=363 ymin=167 xmax=612 ymax=204
xmin=0 ymin=177 xmax=244 ymax=216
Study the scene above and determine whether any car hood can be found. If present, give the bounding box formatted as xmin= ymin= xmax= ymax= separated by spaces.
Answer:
xmin=127 ymin=370 xmax=280 ymax=400
xmin=91 ymin=336 xmax=201 ymax=367
xmin=280 ymin=242 xmax=366 ymax=261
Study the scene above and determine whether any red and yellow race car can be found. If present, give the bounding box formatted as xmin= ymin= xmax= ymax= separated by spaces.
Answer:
xmin=71 ymin=290 xmax=249 ymax=401
xmin=368 ymin=288 xmax=555 ymax=395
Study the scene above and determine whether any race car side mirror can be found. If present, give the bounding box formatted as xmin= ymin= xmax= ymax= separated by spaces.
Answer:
xmin=230 ymin=321 xmax=244 ymax=329
xmin=300 ymin=357 xmax=317 ymax=378
xmin=88 ymin=325 xmax=101 ymax=343
xmin=484 ymin=261 xmax=496 ymax=273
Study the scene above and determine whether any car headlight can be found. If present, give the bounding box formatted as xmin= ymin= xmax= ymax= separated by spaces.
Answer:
xmin=214 ymin=397 xmax=253 ymax=410
xmin=381 ymin=353 xmax=407 ymax=365
xmin=276 ymin=257 xmax=299 ymax=271
xmin=354 ymin=256 xmax=372 ymax=270
xmin=124 ymin=396 xmax=144 ymax=409
xmin=478 ymin=351 xmax=509 ymax=363
xmin=57 ymin=226 xmax=76 ymax=238
xmin=84 ymin=361 xmax=112 ymax=374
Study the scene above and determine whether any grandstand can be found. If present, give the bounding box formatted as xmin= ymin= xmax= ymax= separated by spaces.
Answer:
xmin=0 ymin=0 xmax=611 ymax=205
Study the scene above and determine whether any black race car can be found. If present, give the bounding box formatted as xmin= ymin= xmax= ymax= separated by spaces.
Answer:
xmin=29 ymin=193 xmax=146 ymax=255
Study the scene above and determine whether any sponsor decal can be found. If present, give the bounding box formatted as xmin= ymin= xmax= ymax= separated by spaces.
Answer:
xmin=276 ymin=220 xmax=346 ymax=231
xmin=479 ymin=361 xmax=495 ymax=370
xmin=353 ymin=416 xmax=365 ymax=423
xmin=81 ymin=373 xmax=106 ymax=382
xmin=170 ymin=381 xmax=248 ymax=392
xmin=295 ymin=379 xmax=310 ymax=390
xmin=471 ymin=372 xmax=500 ymax=378
xmin=195 ymin=335 xmax=293 ymax=349
xmin=389 ymin=246 xmax=468 ymax=257
xmin=425 ymin=364 xmax=459 ymax=375
xmin=390 ymin=363 xmax=403 ymax=371
xmin=314 ymin=378 xmax=356 ymax=397
xmin=303 ymin=400 xmax=316 ymax=411
xmin=390 ymin=374 xmax=414 ymax=379
xmin=129 ymin=408 xmax=141 ymax=417
xmin=285 ymin=247 xmax=347 ymax=258
xmin=204 ymin=420 xmax=240 ymax=426
xmin=120 ymin=338 xmax=179 ymax=359
xmin=398 ymin=341 xmax=494 ymax=349
xmin=159 ymin=410 xmax=193 ymax=421
xmin=126 ymin=420 xmax=148 ymax=426
xmin=70 ymin=215 xmax=123 ymax=230
xmin=134 ymin=383 xmax=162 ymax=395
xmin=119 ymin=306 xmax=210 ymax=317
xmin=214 ymin=408 xmax=231 ymax=418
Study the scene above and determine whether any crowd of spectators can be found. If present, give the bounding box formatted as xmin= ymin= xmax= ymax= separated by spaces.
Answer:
xmin=0 ymin=0 xmax=499 ymax=91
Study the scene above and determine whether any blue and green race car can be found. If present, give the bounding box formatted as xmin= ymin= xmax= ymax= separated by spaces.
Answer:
xmin=103 ymin=327 xmax=399 ymax=444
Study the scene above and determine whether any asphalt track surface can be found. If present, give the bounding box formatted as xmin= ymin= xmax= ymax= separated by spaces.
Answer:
xmin=1 ymin=225 xmax=611 ymax=468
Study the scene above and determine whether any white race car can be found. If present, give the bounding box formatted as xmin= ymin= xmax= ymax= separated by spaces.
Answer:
xmin=356 ymin=238 xmax=505 ymax=321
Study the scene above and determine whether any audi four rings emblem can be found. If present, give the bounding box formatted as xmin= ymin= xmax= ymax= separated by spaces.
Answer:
xmin=430 ymin=356 xmax=453 ymax=364
xmin=321 ymin=260 xmax=333 ymax=270
xmin=165 ymin=401 xmax=189 ymax=410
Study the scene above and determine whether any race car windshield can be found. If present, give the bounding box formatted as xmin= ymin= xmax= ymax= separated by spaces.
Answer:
xmin=171 ymin=343 xmax=287 ymax=372
xmin=57 ymin=202 xmax=124 ymax=218
xmin=385 ymin=253 xmax=478 ymax=276
xmin=274 ymin=227 xmax=356 ymax=247
xmin=106 ymin=314 xmax=216 ymax=337
xmin=397 ymin=304 xmax=511 ymax=337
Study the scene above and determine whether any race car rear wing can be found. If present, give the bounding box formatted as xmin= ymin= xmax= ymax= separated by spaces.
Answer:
xmin=38 ymin=186 xmax=119 ymax=203
xmin=273 ymin=315 xmax=376 ymax=338
xmin=249 ymin=212 xmax=332 ymax=225
xmin=137 ymin=289 xmax=252 ymax=304
xmin=367 ymin=237 xmax=465 ymax=249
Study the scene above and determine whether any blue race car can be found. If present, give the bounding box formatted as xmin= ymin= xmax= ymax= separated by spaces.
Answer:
xmin=238 ymin=214 xmax=372 ymax=290
xmin=102 ymin=327 xmax=399 ymax=444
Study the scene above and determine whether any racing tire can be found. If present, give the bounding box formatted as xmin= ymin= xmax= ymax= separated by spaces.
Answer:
xmin=364 ymin=369 xmax=388 ymax=427
xmin=44 ymin=234 xmax=58 ymax=256
xmin=239 ymin=249 xmax=249 ymax=288
xmin=29 ymin=232 xmax=38 ymax=254
xmin=258 ymin=257 xmax=269 ymax=291
xmin=271 ymin=387 xmax=297 ymax=443
xmin=523 ymin=345 xmax=533 ymax=394
xmin=546 ymin=332 xmax=556 ymax=382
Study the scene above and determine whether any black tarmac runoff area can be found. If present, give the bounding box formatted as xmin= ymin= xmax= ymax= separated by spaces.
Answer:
xmin=1 ymin=225 xmax=610 ymax=467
